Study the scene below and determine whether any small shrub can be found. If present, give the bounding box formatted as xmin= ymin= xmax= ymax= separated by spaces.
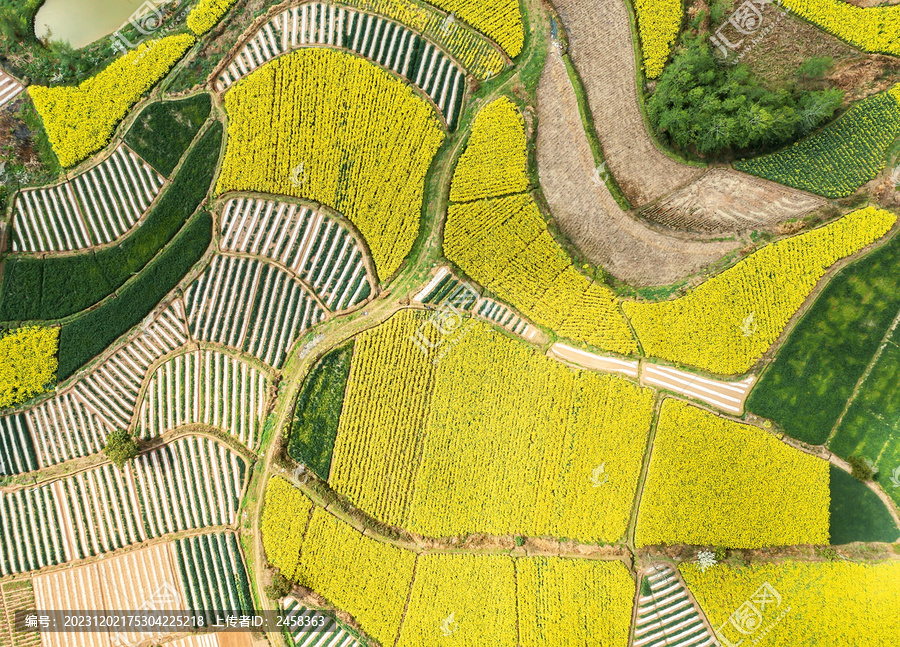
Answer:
xmin=265 ymin=572 xmax=292 ymax=599
xmin=847 ymin=456 xmax=877 ymax=481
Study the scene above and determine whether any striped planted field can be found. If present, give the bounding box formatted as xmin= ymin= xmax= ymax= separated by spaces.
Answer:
xmin=216 ymin=3 xmax=467 ymax=129
xmin=10 ymin=144 xmax=166 ymax=253
xmin=0 ymin=485 xmax=66 ymax=576
xmin=0 ymin=301 xmax=189 ymax=474
xmin=138 ymin=350 xmax=268 ymax=449
xmin=173 ymin=532 xmax=253 ymax=614
xmin=281 ymin=597 xmax=360 ymax=647
xmin=185 ymin=255 xmax=327 ymax=368
xmin=0 ymin=68 xmax=24 ymax=109
xmin=632 ymin=565 xmax=716 ymax=647
xmin=0 ymin=436 xmax=249 ymax=569
xmin=220 ymin=198 xmax=374 ymax=311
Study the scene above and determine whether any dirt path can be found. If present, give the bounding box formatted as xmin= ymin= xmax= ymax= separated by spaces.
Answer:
xmin=536 ymin=48 xmax=741 ymax=285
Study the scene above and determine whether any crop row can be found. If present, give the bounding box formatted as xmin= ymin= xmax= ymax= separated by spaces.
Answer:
xmin=0 ymin=68 xmax=23 ymax=109
xmin=355 ymin=0 xmax=508 ymax=79
xmin=185 ymin=254 xmax=326 ymax=368
xmin=220 ymin=197 xmax=373 ymax=311
xmin=0 ymin=302 xmax=189 ymax=474
xmin=282 ymin=598 xmax=360 ymax=647
xmin=422 ymin=0 xmax=524 ymax=58
xmin=633 ymin=565 xmax=716 ymax=647
xmin=635 ymin=399 xmax=830 ymax=548
xmin=0 ymin=122 xmax=221 ymax=322
xmin=0 ymin=485 xmax=65 ymax=576
xmin=780 ymin=0 xmax=900 ymax=57
xmin=216 ymin=48 xmax=445 ymax=280
xmin=138 ymin=349 xmax=268 ymax=449
xmin=217 ymin=3 xmax=466 ymax=128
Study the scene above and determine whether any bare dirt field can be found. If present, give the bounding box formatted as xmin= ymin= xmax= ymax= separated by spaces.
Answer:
xmin=551 ymin=0 xmax=704 ymax=206
xmin=640 ymin=168 xmax=827 ymax=233
xmin=536 ymin=50 xmax=740 ymax=285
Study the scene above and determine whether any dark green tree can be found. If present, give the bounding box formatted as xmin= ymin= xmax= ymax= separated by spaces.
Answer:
xmin=103 ymin=429 xmax=139 ymax=468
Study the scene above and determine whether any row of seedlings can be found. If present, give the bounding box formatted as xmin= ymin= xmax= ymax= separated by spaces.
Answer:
xmin=133 ymin=436 xmax=246 ymax=539
xmin=138 ymin=349 xmax=268 ymax=450
xmin=174 ymin=532 xmax=253 ymax=615
xmin=215 ymin=3 xmax=466 ymax=128
xmin=60 ymin=462 xmax=145 ymax=560
xmin=282 ymin=597 xmax=361 ymax=647
xmin=0 ymin=485 xmax=66 ymax=576
xmin=219 ymin=198 xmax=374 ymax=311
xmin=185 ymin=254 xmax=326 ymax=368
xmin=0 ymin=301 xmax=189 ymax=474
xmin=11 ymin=144 xmax=165 ymax=253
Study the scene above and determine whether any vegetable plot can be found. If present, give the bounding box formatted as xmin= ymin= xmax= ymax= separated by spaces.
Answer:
xmin=219 ymin=198 xmax=374 ymax=312
xmin=174 ymin=532 xmax=253 ymax=614
xmin=10 ymin=144 xmax=164 ymax=253
xmin=138 ymin=349 xmax=268 ymax=450
xmin=184 ymin=255 xmax=326 ymax=368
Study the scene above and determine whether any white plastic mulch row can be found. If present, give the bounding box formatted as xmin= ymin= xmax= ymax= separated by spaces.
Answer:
xmin=0 ymin=301 xmax=189 ymax=475
xmin=185 ymin=254 xmax=326 ymax=368
xmin=138 ymin=349 xmax=267 ymax=450
xmin=282 ymin=597 xmax=360 ymax=647
xmin=215 ymin=3 xmax=466 ymax=127
xmin=11 ymin=143 xmax=164 ymax=253
xmin=220 ymin=197 xmax=374 ymax=311
xmin=633 ymin=565 xmax=717 ymax=647
xmin=0 ymin=67 xmax=24 ymax=108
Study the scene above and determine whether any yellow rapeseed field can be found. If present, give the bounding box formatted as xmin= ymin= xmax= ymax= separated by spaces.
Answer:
xmin=449 ymin=96 xmax=529 ymax=202
xmin=517 ymin=558 xmax=634 ymax=647
xmin=445 ymin=194 xmax=637 ymax=352
xmin=635 ymin=400 xmax=830 ymax=548
xmin=260 ymin=476 xmax=312 ymax=580
xmin=187 ymin=0 xmax=236 ymax=34
xmin=634 ymin=0 xmax=682 ymax=78
xmin=296 ymin=508 xmax=416 ymax=647
xmin=623 ymin=206 xmax=896 ymax=374
xmin=397 ymin=554 xmax=517 ymax=647
xmin=681 ymin=561 xmax=900 ymax=646
xmin=0 ymin=326 xmax=59 ymax=409
xmin=780 ymin=0 xmax=900 ymax=57
xmin=422 ymin=0 xmax=524 ymax=57
xmin=217 ymin=48 xmax=445 ymax=281
xmin=329 ymin=311 xmax=655 ymax=543
xmin=29 ymin=34 xmax=194 ymax=168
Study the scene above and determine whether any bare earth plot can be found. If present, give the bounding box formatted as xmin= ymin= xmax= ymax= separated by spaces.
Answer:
xmin=640 ymin=168 xmax=827 ymax=233
xmin=551 ymin=0 xmax=828 ymax=235
xmin=551 ymin=0 xmax=704 ymax=206
xmin=536 ymin=50 xmax=739 ymax=285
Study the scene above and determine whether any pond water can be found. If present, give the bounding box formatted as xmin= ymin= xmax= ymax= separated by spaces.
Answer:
xmin=34 ymin=0 xmax=157 ymax=49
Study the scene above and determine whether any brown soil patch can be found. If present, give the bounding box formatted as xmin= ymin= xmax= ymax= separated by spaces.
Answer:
xmin=215 ymin=631 xmax=255 ymax=647
xmin=536 ymin=50 xmax=740 ymax=285
xmin=640 ymin=168 xmax=827 ymax=233
xmin=736 ymin=8 xmax=900 ymax=96
xmin=551 ymin=0 xmax=705 ymax=206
